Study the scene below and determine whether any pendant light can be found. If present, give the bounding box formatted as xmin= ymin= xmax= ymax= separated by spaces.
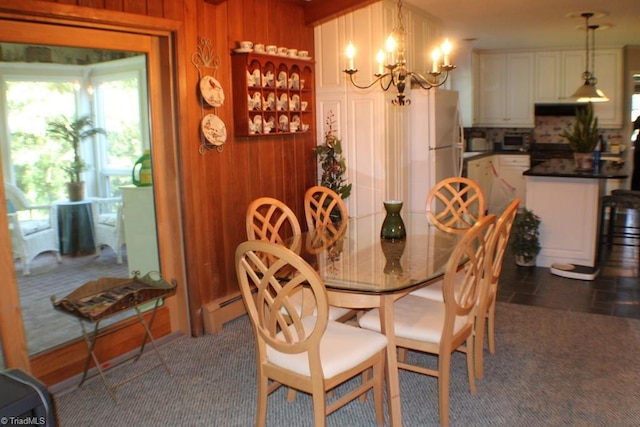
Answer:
xmin=571 ymin=12 xmax=608 ymax=103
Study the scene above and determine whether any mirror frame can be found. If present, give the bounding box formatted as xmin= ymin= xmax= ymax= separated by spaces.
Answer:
xmin=0 ymin=7 xmax=189 ymax=381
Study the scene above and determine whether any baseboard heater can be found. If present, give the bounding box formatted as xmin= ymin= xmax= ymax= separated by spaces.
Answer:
xmin=202 ymin=290 xmax=254 ymax=334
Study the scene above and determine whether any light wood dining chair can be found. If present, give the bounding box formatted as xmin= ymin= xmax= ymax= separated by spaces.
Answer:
xmin=426 ymin=176 xmax=486 ymax=234
xmin=304 ymin=185 xmax=348 ymax=232
xmin=411 ymin=198 xmax=520 ymax=378
xmin=246 ymin=196 xmax=351 ymax=323
xmin=358 ymin=214 xmax=496 ymax=427
xmin=246 ymin=196 xmax=302 ymax=248
xmin=476 ymin=198 xmax=519 ymax=376
xmin=236 ymin=240 xmax=388 ymax=427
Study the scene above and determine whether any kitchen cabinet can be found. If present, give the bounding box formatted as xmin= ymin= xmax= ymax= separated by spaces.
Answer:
xmin=466 ymin=155 xmax=494 ymax=208
xmin=534 ymin=48 xmax=622 ymax=128
xmin=475 ymin=52 xmax=534 ymax=127
xmin=121 ymin=185 xmax=159 ymax=276
xmin=496 ymin=155 xmax=529 ymax=210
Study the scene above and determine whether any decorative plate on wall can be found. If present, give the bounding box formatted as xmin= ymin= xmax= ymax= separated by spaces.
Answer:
xmin=201 ymin=114 xmax=227 ymax=146
xmin=200 ymin=75 xmax=225 ymax=107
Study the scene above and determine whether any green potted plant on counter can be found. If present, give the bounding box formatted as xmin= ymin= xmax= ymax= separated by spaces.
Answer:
xmin=559 ymin=102 xmax=600 ymax=171
xmin=510 ymin=208 xmax=541 ymax=267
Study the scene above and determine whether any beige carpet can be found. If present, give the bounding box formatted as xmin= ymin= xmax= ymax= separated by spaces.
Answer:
xmin=15 ymin=247 xmax=129 ymax=355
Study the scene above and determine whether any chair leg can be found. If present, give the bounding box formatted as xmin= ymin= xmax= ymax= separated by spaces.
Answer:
xmin=438 ymin=352 xmax=452 ymax=427
xmin=488 ymin=299 xmax=496 ymax=354
xmin=311 ymin=383 xmax=327 ymax=427
xmin=474 ymin=313 xmax=486 ymax=379
xmin=256 ymin=374 xmax=269 ymax=427
xmin=373 ymin=351 xmax=386 ymax=426
xmin=465 ymin=335 xmax=477 ymax=394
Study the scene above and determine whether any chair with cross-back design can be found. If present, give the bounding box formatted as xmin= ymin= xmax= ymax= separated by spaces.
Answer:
xmin=246 ymin=197 xmax=301 ymax=249
xmin=426 ymin=177 xmax=486 ymax=234
xmin=304 ymin=186 xmax=348 ymax=232
xmin=236 ymin=240 xmax=387 ymax=427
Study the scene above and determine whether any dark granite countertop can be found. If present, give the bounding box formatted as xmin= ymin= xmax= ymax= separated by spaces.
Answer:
xmin=523 ymin=158 xmax=629 ymax=179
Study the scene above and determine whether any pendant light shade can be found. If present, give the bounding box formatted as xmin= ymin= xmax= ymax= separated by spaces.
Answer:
xmin=571 ymin=81 xmax=609 ymax=103
xmin=571 ymin=12 xmax=608 ymax=103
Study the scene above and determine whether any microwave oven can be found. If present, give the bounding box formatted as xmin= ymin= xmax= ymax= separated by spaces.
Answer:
xmin=502 ymin=133 xmax=526 ymax=151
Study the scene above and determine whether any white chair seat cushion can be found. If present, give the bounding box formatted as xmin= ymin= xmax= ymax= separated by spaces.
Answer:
xmin=288 ymin=290 xmax=354 ymax=321
xmin=20 ymin=219 xmax=52 ymax=236
xmin=410 ymin=270 xmax=466 ymax=301
xmin=358 ymin=295 xmax=467 ymax=344
xmin=97 ymin=212 xmax=118 ymax=227
xmin=267 ymin=317 xmax=388 ymax=379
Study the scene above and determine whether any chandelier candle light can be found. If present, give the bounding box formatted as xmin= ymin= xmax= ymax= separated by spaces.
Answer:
xmin=343 ymin=0 xmax=456 ymax=106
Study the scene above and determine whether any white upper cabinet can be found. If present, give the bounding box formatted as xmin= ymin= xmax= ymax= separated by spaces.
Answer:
xmin=475 ymin=52 xmax=534 ymax=128
xmin=534 ymin=48 xmax=623 ymax=128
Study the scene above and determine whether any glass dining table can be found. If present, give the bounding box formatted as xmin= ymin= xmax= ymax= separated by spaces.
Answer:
xmin=291 ymin=211 xmax=463 ymax=427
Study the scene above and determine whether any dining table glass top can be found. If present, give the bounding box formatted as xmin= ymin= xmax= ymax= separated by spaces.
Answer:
xmin=292 ymin=212 xmax=463 ymax=295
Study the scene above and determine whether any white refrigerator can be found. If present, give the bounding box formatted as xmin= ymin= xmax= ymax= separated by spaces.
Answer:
xmin=407 ymin=88 xmax=464 ymax=212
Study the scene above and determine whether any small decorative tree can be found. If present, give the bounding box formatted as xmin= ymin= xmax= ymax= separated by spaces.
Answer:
xmin=510 ymin=208 xmax=541 ymax=266
xmin=313 ymin=111 xmax=352 ymax=201
xmin=47 ymin=115 xmax=106 ymax=201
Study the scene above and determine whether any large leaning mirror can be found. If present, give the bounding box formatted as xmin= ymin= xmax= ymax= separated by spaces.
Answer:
xmin=0 ymin=41 xmax=159 ymax=356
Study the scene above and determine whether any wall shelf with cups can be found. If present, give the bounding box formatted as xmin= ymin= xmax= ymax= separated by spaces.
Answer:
xmin=231 ymin=47 xmax=314 ymax=137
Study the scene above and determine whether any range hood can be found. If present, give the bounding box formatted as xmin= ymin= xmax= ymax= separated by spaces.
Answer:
xmin=534 ymin=103 xmax=587 ymax=116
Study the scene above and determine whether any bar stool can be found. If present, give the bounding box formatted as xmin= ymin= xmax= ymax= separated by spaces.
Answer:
xmin=600 ymin=191 xmax=640 ymax=248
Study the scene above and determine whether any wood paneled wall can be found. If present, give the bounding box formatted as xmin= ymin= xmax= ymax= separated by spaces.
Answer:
xmin=35 ymin=0 xmax=317 ymax=336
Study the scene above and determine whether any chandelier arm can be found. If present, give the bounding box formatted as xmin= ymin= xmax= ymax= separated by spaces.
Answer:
xmin=344 ymin=70 xmax=390 ymax=90
xmin=379 ymin=74 xmax=396 ymax=91
xmin=408 ymin=72 xmax=451 ymax=90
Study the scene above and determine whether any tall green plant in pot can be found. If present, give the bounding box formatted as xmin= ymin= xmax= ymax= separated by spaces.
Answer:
xmin=47 ymin=115 xmax=106 ymax=201
xmin=510 ymin=208 xmax=541 ymax=266
xmin=559 ymin=102 xmax=600 ymax=171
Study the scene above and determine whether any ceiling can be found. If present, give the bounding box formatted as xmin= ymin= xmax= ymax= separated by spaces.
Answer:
xmin=402 ymin=0 xmax=640 ymax=51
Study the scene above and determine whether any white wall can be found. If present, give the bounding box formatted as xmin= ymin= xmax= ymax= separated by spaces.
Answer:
xmin=314 ymin=0 xmax=443 ymax=216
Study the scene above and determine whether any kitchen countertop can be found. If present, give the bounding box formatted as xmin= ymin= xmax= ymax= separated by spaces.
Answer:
xmin=463 ymin=150 xmax=529 ymax=160
xmin=523 ymin=158 xmax=629 ymax=179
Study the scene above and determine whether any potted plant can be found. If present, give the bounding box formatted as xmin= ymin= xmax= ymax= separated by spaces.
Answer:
xmin=510 ymin=208 xmax=541 ymax=267
xmin=47 ymin=115 xmax=106 ymax=201
xmin=314 ymin=111 xmax=352 ymax=221
xmin=559 ymin=102 xmax=600 ymax=170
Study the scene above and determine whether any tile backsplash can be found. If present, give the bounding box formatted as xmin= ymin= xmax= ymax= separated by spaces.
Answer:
xmin=466 ymin=118 xmax=625 ymax=152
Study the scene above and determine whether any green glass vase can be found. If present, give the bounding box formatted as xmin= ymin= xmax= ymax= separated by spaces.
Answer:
xmin=380 ymin=200 xmax=406 ymax=240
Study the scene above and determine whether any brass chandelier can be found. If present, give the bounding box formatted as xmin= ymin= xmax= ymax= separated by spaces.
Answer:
xmin=570 ymin=12 xmax=608 ymax=103
xmin=342 ymin=0 xmax=456 ymax=106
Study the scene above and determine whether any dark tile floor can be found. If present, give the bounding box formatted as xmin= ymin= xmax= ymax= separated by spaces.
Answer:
xmin=497 ymin=209 xmax=640 ymax=319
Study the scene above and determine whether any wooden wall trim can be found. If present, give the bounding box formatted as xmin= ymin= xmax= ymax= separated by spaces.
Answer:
xmin=30 ymin=308 xmax=173 ymax=386
xmin=0 ymin=0 xmax=180 ymax=33
xmin=303 ymin=0 xmax=378 ymax=26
